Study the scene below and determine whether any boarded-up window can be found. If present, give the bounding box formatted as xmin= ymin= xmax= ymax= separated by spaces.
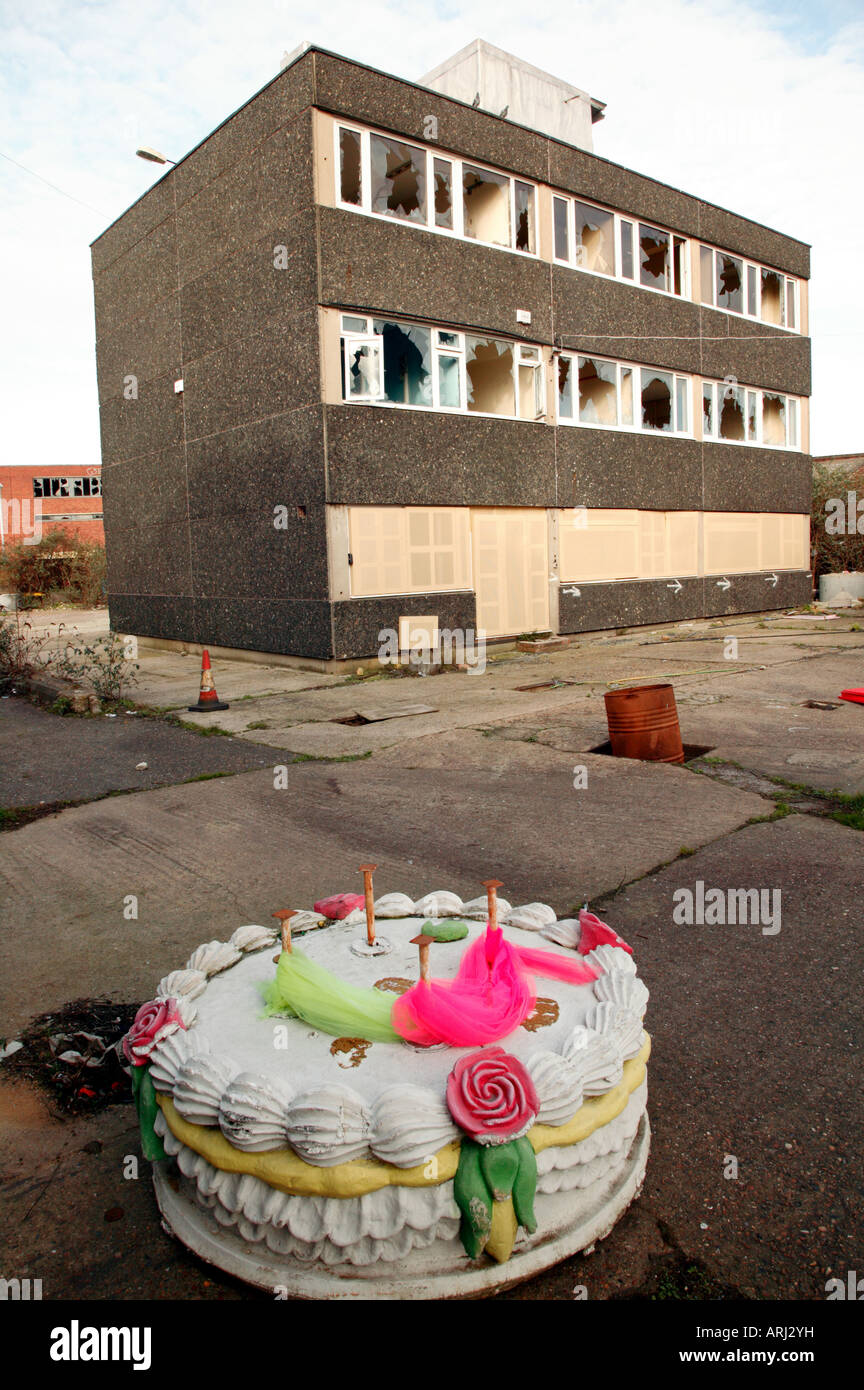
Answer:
xmin=348 ymin=508 xmax=471 ymax=597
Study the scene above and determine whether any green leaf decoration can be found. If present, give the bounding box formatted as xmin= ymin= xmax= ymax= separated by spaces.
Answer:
xmin=511 ymin=1136 xmax=538 ymax=1234
xmin=453 ymin=1138 xmax=493 ymax=1259
xmin=479 ymin=1139 xmax=520 ymax=1201
xmin=421 ymin=919 xmax=469 ymax=942
xmin=132 ymin=1064 xmax=166 ymax=1163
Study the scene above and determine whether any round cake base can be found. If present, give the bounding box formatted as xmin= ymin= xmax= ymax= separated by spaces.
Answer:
xmin=153 ymin=1115 xmax=649 ymax=1300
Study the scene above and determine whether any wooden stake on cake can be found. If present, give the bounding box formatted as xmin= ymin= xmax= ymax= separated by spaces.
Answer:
xmin=410 ymin=933 xmax=433 ymax=982
xmin=358 ymin=863 xmax=377 ymax=946
xmin=481 ymin=879 xmax=504 ymax=930
xmin=272 ymin=908 xmax=298 ymax=962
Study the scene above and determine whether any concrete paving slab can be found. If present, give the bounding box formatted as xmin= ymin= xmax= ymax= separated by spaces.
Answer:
xmin=554 ymin=814 xmax=863 ymax=1301
xmin=0 ymin=697 xmax=294 ymax=808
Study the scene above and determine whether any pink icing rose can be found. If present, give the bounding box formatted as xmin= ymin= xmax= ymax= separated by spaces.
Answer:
xmin=122 ymin=998 xmax=186 ymax=1067
xmin=447 ymin=1047 xmax=539 ymax=1144
xmin=577 ymin=909 xmax=633 ymax=956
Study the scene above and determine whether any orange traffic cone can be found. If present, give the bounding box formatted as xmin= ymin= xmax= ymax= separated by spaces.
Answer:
xmin=188 ymin=649 xmax=230 ymax=711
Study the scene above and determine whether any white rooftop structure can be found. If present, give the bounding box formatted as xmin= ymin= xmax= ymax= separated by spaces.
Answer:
xmin=420 ymin=39 xmax=605 ymax=152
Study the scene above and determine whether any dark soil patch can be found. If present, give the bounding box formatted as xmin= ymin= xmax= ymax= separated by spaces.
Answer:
xmin=2 ymin=997 xmax=139 ymax=1115
xmin=611 ymin=1251 xmax=744 ymax=1301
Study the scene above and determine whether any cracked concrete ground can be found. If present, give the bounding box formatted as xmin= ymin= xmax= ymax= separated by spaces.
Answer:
xmin=1 ymin=608 xmax=862 ymax=1300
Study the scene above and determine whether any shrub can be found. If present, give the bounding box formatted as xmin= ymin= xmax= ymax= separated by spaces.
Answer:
xmin=54 ymin=631 xmax=139 ymax=703
xmin=0 ymin=611 xmax=53 ymax=688
xmin=812 ymin=462 xmax=864 ymax=579
xmin=0 ymin=527 xmax=106 ymax=607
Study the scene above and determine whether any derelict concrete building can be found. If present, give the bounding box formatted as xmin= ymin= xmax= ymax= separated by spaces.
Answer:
xmin=91 ymin=40 xmax=812 ymax=664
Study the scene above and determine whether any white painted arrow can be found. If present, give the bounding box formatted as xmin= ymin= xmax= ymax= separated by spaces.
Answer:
xmin=716 ymin=578 xmax=731 ymax=591
xmin=766 ymin=573 xmax=778 ymax=587
xmin=561 ymin=585 xmax=581 ymax=597
xmin=666 ymin=579 xmax=683 ymax=594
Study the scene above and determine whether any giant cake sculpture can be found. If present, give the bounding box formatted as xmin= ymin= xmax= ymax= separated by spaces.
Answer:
xmin=124 ymin=873 xmax=650 ymax=1298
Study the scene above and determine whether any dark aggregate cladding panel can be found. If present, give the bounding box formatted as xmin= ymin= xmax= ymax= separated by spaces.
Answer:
xmin=559 ymin=430 xmax=703 ymax=511
xmin=332 ymin=591 xmax=478 ymax=661
xmin=192 ymin=596 xmax=333 ymax=659
xmin=176 ymin=115 xmax=316 ymax=288
xmin=91 ymin=175 xmax=176 ymax=279
xmin=324 ymin=404 xmax=558 ymax=508
xmin=104 ymin=518 xmax=192 ymax=598
xmin=698 ymin=309 xmax=811 ymax=399
xmin=107 ymin=594 xmax=196 ymax=642
xmin=101 ymin=447 xmax=188 ymax=534
xmin=558 ymin=578 xmax=704 ymax=634
xmin=185 ymin=405 xmax=327 ymax=521
xmin=312 ymin=52 xmax=550 ymax=184
xmin=700 ymin=570 xmax=812 ymax=618
xmin=558 ymin=572 xmax=812 ymax=634
xmin=95 ymin=294 xmax=183 ymax=406
xmin=188 ymin=504 xmax=327 ymax=603
xmin=696 ymin=202 xmax=810 ymax=281
xmin=93 ymin=214 xmax=179 ymax=342
xmin=181 ymin=305 xmax=321 ymax=442
xmin=702 ymin=445 xmax=812 ymax=514
xmin=318 ymin=208 xmax=553 ymax=342
xmin=99 ymin=372 xmax=185 ymax=467
xmin=180 ymin=213 xmax=318 ymax=366
xmin=552 ymin=268 xmax=703 ymax=376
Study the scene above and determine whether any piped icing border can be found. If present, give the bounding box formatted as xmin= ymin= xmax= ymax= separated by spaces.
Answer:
xmin=143 ymin=892 xmax=650 ymax=1170
xmin=156 ymin=1038 xmax=650 ymax=1198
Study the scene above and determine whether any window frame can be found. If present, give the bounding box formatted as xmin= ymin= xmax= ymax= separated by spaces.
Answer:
xmin=556 ymin=350 xmax=692 ymax=437
xmin=700 ymin=245 xmax=801 ymax=332
xmin=701 ymin=378 xmax=803 ymax=450
xmin=551 ymin=194 xmax=690 ymax=301
xmin=334 ymin=122 xmax=539 ymax=258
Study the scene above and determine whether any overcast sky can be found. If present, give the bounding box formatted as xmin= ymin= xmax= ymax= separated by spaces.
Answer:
xmin=1 ymin=0 xmax=862 ymax=470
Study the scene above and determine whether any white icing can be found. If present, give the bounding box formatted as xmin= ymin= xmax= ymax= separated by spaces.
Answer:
xmin=460 ymin=895 xmax=513 ymax=921
xmin=583 ymin=943 xmax=637 ymax=977
xmin=526 ymin=1051 xmax=584 ymax=1126
xmin=156 ymin=969 xmax=208 ymax=1001
xmin=173 ymin=994 xmax=199 ymax=1028
xmin=562 ymin=1025 xmax=624 ymax=1095
xmin=412 ymin=891 xmax=464 ymax=918
xmin=594 ymin=972 xmax=649 ymax=1018
xmin=218 ymin=1073 xmax=292 ymax=1152
xmin=149 ymin=1029 xmax=209 ymax=1092
xmin=285 ymin=1085 xmax=371 ymax=1166
xmin=370 ymin=1085 xmax=459 ymax=1168
xmin=373 ymin=893 xmax=416 ymax=918
xmin=584 ymin=1002 xmax=644 ymax=1062
xmin=541 ymin=919 xmax=581 ymax=949
xmin=504 ymin=903 xmax=557 ymax=931
xmin=186 ymin=940 xmax=242 ymax=976
xmin=173 ymin=1054 xmax=239 ymax=1126
xmin=230 ymin=925 xmax=278 ymax=953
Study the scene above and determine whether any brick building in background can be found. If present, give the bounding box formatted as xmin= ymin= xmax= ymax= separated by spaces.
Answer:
xmin=0 ymin=465 xmax=103 ymax=547
xmin=91 ymin=40 xmax=812 ymax=664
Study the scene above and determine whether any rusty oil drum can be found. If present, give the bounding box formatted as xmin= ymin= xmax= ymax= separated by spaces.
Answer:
xmin=603 ymin=682 xmax=685 ymax=764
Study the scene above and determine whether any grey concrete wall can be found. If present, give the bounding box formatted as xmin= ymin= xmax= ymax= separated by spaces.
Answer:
xmin=558 ymin=571 xmax=812 ymax=634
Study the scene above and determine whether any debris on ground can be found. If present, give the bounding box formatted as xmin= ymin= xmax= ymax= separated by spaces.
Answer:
xmin=0 ymin=999 xmax=139 ymax=1114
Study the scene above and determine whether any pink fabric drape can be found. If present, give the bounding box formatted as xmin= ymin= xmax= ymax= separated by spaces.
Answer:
xmin=392 ymin=925 xmax=598 ymax=1048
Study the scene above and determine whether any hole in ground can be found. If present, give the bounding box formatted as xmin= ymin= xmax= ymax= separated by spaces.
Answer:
xmin=589 ymin=741 xmax=715 ymax=762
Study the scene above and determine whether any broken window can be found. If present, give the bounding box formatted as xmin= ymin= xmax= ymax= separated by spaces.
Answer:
xmin=434 ymin=158 xmax=453 ymax=230
xmin=639 ymin=224 xmax=672 ymax=292
xmin=343 ymin=335 xmax=384 ymax=400
xmin=719 ymin=382 xmax=745 ymax=441
xmin=620 ymin=367 xmax=634 ymax=425
xmin=553 ymin=197 xmax=570 ymax=262
xmin=746 ymin=390 xmax=758 ymax=443
xmin=641 ymin=370 xmax=673 ymax=431
xmin=339 ymin=127 xmax=362 ymax=206
xmin=747 ymin=264 xmax=758 ymax=317
xmin=514 ymin=181 xmax=535 ymax=253
xmin=462 ymin=165 xmax=510 ymax=247
xmin=762 ymin=393 xmax=786 ymax=447
xmin=373 ymin=319 xmax=432 ymax=405
xmin=370 ymin=134 xmax=427 ymax=223
xmin=700 ymin=245 xmax=714 ymax=304
xmin=716 ymin=254 xmax=743 ymax=313
xmin=465 ymin=336 xmax=515 ymax=415
xmin=620 ymin=220 xmax=635 ymax=279
xmin=517 ymin=346 xmax=544 ymax=419
xmin=761 ymin=268 xmax=784 ymax=325
xmin=579 ymin=357 xmax=618 ymax=425
xmin=436 ymin=331 xmax=462 ymax=408
xmin=673 ymin=237 xmax=687 ymax=296
xmin=574 ymin=201 xmax=614 ymax=276
xmin=702 ymin=383 xmax=714 ymax=436
xmin=558 ymin=355 xmax=574 ymax=419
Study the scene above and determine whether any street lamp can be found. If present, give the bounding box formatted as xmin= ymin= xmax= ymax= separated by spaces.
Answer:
xmin=135 ymin=146 xmax=176 ymax=166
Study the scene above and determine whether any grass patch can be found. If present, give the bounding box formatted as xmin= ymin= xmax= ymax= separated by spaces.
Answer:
xmin=168 ymin=717 xmax=233 ymax=737
xmin=289 ymin=750 xmax=373 ymax=764
xmin=246 ymin=720 xmax=270 ymax=730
